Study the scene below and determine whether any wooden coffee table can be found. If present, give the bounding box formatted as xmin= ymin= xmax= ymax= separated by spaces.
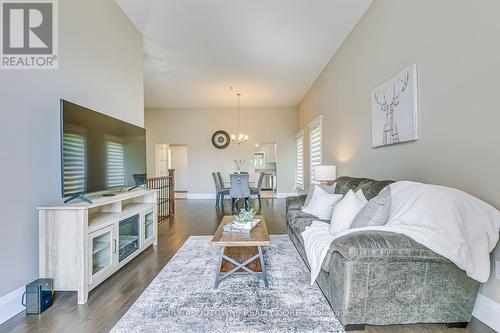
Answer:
xmin=211 ymin=215 xmax=270 ymax=288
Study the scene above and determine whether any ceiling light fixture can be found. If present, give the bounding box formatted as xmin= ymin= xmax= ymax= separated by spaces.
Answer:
xmin=230 ymin=92 xmax=249 ymax=145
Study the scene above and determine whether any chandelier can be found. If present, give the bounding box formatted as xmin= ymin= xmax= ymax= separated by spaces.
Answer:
xmin=230 ymin=93 xmax=249 ymax=144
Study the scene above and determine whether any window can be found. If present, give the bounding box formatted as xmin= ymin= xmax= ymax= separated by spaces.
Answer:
xmin=63 ymin=133 xmax=86 ymax=196
xmin=106 ymin=141 xmax=126 ymax=188
xmin=254 ymin=152 xmax=265 ymax=168
xmin=309 ymin=115 xmax=322 ymax=182
xmin=295 ymin=130 xmax=304 ymax=190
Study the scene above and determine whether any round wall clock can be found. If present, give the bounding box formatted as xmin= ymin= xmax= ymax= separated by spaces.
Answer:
xmin=211 ymin=130 xmax=230 ymax=149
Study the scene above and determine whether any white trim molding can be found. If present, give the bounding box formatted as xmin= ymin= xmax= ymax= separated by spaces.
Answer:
xmin=186 ymin=193 xmax=217 ymax=199
xmin=276 ymin=193 xmax=299 ymax=198
xmin=473 ymin=293 xmax=500 ymax=332
xmin=175 ymin=192 xmax=188 ymax=199
xmin=186 ymin=193 xmax=299 ymax=199
xmin=0 ymin=285 xmax=25 ymax=325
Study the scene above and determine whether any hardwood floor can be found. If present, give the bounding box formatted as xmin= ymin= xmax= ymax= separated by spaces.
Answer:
xmin=0 ymin=199 xmax=487 ymax=333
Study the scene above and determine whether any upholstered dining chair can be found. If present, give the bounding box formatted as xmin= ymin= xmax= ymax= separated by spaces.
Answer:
xmin=229 ymin=173 xmax=250 ymax=211
xmin=212 ymin=172 xmax=229 ymax=208
xmin=250 ymin=171 xmax=265 ymax=210
xmin=217 ymin=172 xmax=230 ymax=191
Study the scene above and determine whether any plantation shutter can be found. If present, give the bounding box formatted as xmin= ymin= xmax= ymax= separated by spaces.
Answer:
xmin=309 ymin=116 xmax=322 ymax=182
xmin=63 ymin=133 xmax=86 ymax=196
xmin=296 ymin=130 xmax=304 ymax=190
xmin=106 ymin=141 xmax=126 ymax=188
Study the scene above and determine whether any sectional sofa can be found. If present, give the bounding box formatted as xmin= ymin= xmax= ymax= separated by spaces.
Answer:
xmin=285 ymin=176 xmax=480 ymax=331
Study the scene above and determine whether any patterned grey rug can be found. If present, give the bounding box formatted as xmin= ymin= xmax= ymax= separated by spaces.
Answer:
xmin=111 ymin=235 xmax=344 ymax=333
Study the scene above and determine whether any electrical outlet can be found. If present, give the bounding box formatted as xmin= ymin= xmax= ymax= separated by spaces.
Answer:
xmin=496 ymin=261 xmax=500 ymax=280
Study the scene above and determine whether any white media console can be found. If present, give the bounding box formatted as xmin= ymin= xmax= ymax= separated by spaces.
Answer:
xmin=38 ymin=188 xmax=158 ymax=304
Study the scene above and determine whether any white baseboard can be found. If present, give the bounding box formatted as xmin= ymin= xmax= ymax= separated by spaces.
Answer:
xmin=186 ymin=193 xmax=298 ymax=199
xmin=175 ymin=192 xmax=188 ymax=199
xmin=186 ymin=193 xmax=216 ymax=199
xmin=473 ymin=293 xmax=500 ymax=332
xmin=276 ymin=192 xmax=299 ymax=198
xmin=0 ymin=285 xmax=25 ymax=325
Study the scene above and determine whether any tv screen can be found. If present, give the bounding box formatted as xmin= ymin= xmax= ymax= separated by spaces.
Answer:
xmin=60 ymin=100 xmax=146 ymax=197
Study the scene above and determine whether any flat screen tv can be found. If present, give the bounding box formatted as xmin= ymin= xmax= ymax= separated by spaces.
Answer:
xmin=60 ymin=100 xmax=146 ymax=200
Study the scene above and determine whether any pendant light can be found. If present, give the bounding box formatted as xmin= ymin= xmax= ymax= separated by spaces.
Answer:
xmin=230 ymin=93 xmax=249 ymax=144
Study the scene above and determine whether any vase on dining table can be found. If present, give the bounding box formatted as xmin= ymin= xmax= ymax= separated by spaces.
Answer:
xmin=234 ymin=159 xmax=245 ymax=173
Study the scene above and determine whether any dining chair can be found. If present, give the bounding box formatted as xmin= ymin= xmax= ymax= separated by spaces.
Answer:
xmin=217 ymin=172 xmax=230 ymax=191
xmin=229 ymin=173 xmax=250 ymax=211
xmin=250 ymin=171 xmax=265 ymax=210
xmin=212 ymin=172 xmax=229 ymax=208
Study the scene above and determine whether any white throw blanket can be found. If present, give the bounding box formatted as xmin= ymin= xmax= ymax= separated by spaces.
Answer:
xmin=302 ymin=181 xmax=500 ymax=284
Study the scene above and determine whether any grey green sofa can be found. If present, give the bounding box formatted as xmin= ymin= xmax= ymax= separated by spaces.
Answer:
xmin=286 ymin=176 xmax=480 ymax=331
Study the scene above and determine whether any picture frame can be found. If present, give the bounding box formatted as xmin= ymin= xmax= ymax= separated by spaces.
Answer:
xmin=371 ymin=64 xmax=418 ymax=147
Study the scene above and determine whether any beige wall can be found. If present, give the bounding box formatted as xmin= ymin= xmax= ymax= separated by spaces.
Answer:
xmin=298 ymin=0 xmax=500 ymax=303
xmin=145 ymin=107 xmax=298 ymax=194
xmin=0 ymin=0 xmax=143 ymax=297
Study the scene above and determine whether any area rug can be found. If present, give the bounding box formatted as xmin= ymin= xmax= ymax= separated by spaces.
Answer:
xmin=111 ymin=235 xmax=344 ymax=333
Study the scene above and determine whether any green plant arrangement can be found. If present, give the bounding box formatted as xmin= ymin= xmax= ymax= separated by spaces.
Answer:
xmin=224 ymin=207 xmax=260 ymax=233
xmin=235 ymin=208 xmax=256 ymax=224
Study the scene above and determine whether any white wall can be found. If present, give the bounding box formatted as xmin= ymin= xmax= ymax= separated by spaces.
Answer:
xmin=145 ymin=107 xmax=298 ymax=194
xmin=0 ymin=0 xmax=143 ymax=300
xmin=297 ymin=0 xmax=500 ymax=308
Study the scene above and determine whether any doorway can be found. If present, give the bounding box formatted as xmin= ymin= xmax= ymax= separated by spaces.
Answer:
xmin=254 ymin=142 xmax=277 ymax=198
xmin=155 ymin=144 xmax=188 ymax=198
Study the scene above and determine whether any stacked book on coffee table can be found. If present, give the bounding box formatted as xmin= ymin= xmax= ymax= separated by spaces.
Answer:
xmin=223 ymin=218 xmax=261 ymax=234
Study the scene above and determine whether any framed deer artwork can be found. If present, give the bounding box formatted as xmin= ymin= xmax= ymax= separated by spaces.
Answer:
xmin=371 ymin=64 xmax=418 ymax=147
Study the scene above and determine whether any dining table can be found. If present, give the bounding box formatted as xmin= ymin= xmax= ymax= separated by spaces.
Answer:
xmin=223 ymin=173 xmax=257 ymax=189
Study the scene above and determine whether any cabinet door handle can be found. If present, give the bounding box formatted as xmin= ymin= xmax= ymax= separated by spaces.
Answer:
xmin=113 ymin=239 xmax=117 ymax=253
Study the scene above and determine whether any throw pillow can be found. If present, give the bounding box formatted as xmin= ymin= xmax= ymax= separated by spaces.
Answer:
xmin=351 ymin=187 xmax=392 ymax=228
xmin=302 ymin=185 xmax=343 ymax=220
xmin=329 ymin=190 xmax=368 ymax=235
xmin=355 ymin=189 xmax=367 ymax=203
xmin=303 ymin=182 xmax=337 ymax=209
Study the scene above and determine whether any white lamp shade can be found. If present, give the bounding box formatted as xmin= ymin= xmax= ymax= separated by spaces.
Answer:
xmin=313 ymin=165 xmax=336 ymax=181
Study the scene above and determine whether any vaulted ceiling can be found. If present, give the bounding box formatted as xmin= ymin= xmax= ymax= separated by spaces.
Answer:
xmin=115 ymin=0 xmax=372 ymax=108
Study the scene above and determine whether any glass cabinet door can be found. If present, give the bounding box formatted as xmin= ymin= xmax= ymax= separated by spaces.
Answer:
xmin=90 ymin=226 xmax=114 ymax=279
xmin=144 ymin=211 xmax=154 ymax=241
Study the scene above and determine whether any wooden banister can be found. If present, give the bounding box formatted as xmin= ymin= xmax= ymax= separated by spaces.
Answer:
xmin=145 ymin=170 xmax=175 ymax=220
xmin=168 ymin=169 xmax=175 ymax=216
